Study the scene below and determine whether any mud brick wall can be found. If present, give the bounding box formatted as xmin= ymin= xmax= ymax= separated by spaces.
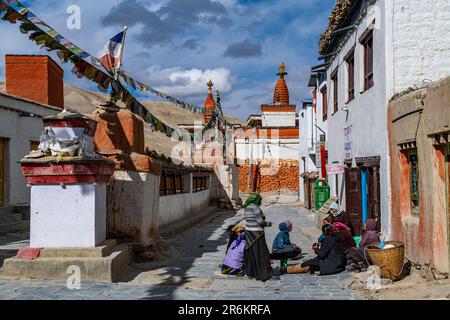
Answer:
xmin=238 ymin=160 xmax=299 ymax=193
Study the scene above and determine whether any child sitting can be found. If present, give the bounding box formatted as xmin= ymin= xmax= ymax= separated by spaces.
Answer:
xmin=221 ymin=226 xmax=246 ymax=276
xmin=271 ymin=220 xmax=301 ymax=274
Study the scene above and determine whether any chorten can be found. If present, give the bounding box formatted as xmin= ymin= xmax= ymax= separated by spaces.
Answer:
xmin=203 ymin=80 xmax=216 ymax=123
xmin=273 ymin=63 xmax=289 ymax=106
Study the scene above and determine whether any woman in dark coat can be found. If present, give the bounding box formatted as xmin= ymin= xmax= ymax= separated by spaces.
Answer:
xmin=346 ymin=218 xmax=380 ymax=271
xmin=243 ymin=193 xmax=273 ymax=281
xmin=290 ymin=225 xmax=347 ymax=275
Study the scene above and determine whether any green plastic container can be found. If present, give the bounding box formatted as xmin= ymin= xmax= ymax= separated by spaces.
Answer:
xmin=314 ymin=179 xmax=330 ymax=209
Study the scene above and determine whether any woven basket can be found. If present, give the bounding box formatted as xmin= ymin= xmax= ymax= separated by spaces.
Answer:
xmin=366 ymin=241 xmax=405 ymax=281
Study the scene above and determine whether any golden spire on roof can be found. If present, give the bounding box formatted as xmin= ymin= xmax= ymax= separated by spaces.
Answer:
xmin=277 ymin=62 xmax=288 ymax=78
xmin=207 ymin=80 xmax=214 ymax=93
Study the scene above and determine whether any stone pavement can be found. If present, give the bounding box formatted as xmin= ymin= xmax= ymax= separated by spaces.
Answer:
xmin=0 ymin=205 xmax=364 ymax=300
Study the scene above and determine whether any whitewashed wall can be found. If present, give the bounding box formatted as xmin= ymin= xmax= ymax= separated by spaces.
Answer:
xmin=261 ymin=112 xmax=296 ymax=127
xmin=158 ymin=189 xmax=211 ymax=229
xmin=298 ymin=104 xmax=319 ymax=204
xmin=392 ymin=0 xmax=450 ymax=94
xmin=0 ymin=94 xmax=59 ymax=206
xmin=325 ymin=2 xmax=390 ymax=235
xmin=235 ymin=138 xmax=300 ymax=162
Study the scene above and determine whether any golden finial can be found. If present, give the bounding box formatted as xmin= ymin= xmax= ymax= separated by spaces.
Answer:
xmin=277 ymin=62 xmax=288 ymax=78
xmin=207 ymin=80 xmax=214 ymax=93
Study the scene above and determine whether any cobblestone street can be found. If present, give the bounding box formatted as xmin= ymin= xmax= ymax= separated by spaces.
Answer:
xmin=0 ymin=206 xmax=364 ymax=300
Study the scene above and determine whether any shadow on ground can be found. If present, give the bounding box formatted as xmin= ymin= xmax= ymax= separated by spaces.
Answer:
xmin=0 ymin=232 xmax=29 ymax=270
xmin=119 ymin=210 xmax=241 ymax=300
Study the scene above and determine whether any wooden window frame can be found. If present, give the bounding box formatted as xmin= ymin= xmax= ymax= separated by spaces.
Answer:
xmin=193 ymin=175 xmax=209 ymax=193
xmin=360 ymin=25 xmax=374 ymax=92
xmin=321 ymin=85 xmax=328 ymax=121
xmin=331 ymin=68 xmax=339 ymax=114
xmin=344 ymin=47 xmax=355 ymax=103
xmin=160 ymin=170 xmax=184 ymax=196
xmin=402 ymin=148 xmax=419 ymax=216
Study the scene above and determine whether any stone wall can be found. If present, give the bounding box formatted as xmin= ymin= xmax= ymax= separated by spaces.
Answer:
xmin=393 ymin=0 xmax=450 ymax=93
xmin=0 ymin=94 xmax=59 ymax=206
xmin=388 ymin=76 xmax=450 ymax=273
xmin=238 ymin=160 xmax=299 ymax=194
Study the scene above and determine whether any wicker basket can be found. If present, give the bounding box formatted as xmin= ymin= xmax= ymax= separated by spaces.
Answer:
xmin=366 ymin=241 xmax=405 ymax=281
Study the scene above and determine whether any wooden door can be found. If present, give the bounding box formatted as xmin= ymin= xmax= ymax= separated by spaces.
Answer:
xmin=0 ymin=138 xmax=5 ymax=207
xmin=304 ymin=179 xmax=311 ymax=209
xmin=367 ymin=166 xmax=381 ymax=231
xmin=345 ymin=167 xmax=363 ymax=235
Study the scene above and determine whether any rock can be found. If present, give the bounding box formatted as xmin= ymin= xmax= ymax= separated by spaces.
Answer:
xmin=425 ymin=270 xmax=435 ymax=282
xmin=434 ymin=273 xmax=449 ymax=281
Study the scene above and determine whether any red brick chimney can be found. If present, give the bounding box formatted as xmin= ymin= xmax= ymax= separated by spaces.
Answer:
xmin=5 ymin=55 xmax=64 ymax=109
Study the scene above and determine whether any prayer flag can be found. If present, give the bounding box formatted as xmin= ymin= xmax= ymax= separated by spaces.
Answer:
xmin=97 ymin=31 xmax=124 ymax=75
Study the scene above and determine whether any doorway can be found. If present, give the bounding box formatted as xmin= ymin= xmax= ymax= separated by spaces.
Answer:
xmin=367 ymin=165 xmax=381 ymax=231
xmin=345 ymin=157 xmax=381 ymax=235
xmin=345 ymin=167 xmax=363 ymax=235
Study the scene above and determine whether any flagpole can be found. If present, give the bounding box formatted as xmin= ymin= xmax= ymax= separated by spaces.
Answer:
xmin=115 ymin=25 xmax=128 ymax=81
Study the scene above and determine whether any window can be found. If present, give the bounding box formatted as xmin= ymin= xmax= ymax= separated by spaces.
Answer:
xmin=321 ymin=86 xmax=328 ymax=121
xmin=360 ymin=26 xmax=374 ymax=91
xmin=193 ymin=175 xmax=209 ymax=193
xmin=405 ymin=149 xmax=419 ymax=215
xmin=345 ymin=48 xmax=355 ymax=102
xmin=160 ymin=170 xmax=183 ymax=196
xmin=331 ymin=69 xmax=338 ymax=114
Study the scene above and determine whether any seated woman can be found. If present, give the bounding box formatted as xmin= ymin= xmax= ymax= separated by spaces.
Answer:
xmin=346 ymin=218 xmax=380 ymax=272
xmin=332 ymin=222 xmax=356 ymax=254
xmin=271 ymin=220 xmax=301 ymax=274
xmin=287 ymin=225 xmax=347 ymax=275
xmin=222 ymin=228 xmax=246 ymax=276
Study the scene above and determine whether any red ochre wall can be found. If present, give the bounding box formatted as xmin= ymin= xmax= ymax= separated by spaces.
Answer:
xmin=238 ymin=160 xmax=299 ymax=193
xmin=388 ymin=77 xmax=450 ymax=273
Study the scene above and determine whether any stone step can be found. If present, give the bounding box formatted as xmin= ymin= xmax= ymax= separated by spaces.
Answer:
xmin=0 ymin=206 xmax=14 ymax=217
xmin=0 ymin=221 xmax=30 ymax=234
xmin=0 ymin=213 xmax=25 ymax=224
xmin=39 ymin=239 xmax=118 ymax=258
xmin=13 ymin=205 xmax=30 ymax=220
xmin=3 ymin=244 xmax=129 ymax=282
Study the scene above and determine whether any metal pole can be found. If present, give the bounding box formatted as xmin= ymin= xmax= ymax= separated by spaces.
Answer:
xmin=115 ymin=25 xmax=128 ymax=81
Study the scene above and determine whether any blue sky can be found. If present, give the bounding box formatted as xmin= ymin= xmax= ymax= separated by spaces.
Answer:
xmin=0 ymin=0 xmax=335 ymax=120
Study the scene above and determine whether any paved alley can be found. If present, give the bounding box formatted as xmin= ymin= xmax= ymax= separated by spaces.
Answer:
xmin=0 ymin=206 xmax=364 ymax=300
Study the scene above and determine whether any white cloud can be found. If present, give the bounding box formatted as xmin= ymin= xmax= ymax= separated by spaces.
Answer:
xmin=145 ymin=65 xmax=233 ymax=97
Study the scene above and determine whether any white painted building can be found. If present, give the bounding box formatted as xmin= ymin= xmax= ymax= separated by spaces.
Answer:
xmin=0 ymin=93 xmax=59 ymax=207
xmin=235 ymin=64 xmax=300 ymax=165
xmin=312 ymin=0 xmax=450 ymax=235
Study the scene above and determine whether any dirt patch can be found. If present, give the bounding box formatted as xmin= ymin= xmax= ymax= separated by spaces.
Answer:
xmin=347 ymin=268 xmax=450 ymax=300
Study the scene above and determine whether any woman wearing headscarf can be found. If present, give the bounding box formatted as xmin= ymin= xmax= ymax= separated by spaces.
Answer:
xmin=346 ymin=218 xmax=380 ymax=272
xmin=222 ymin=229 xmax=246 ymax=276
xmin=332 ymin=222 xmax=356 ymax=254
xmin=243 ymin=193 xmax=273 ymax=281
xmin=287 ymin=224 xmax=347 ymax=275
xmin=271 ymin=220 xmax=302 ymax=274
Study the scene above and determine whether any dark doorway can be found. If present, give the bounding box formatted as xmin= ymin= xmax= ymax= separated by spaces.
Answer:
xmin=345 ymin=167 xmax=363 ymax=235
xmin=367 ymin=165 xmax=381 ymax=231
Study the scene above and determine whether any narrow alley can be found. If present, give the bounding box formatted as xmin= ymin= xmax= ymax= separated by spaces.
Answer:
xmin=0 ymin=206 xmax=363 ymax=300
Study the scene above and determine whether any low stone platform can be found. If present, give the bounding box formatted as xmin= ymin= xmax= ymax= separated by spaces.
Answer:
xmin=2 ymin=240 xmax=128 ymax=283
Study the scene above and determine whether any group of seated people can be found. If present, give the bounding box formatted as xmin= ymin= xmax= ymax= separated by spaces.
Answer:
xmin=221 ymin=195 xmax=381 ymax=280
